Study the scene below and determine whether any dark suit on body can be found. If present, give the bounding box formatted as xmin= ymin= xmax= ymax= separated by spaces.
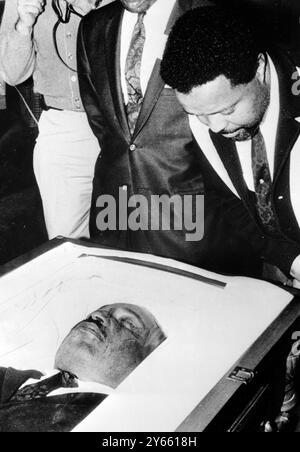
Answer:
xmin=0 ymin=367 xmax=106 ymax=432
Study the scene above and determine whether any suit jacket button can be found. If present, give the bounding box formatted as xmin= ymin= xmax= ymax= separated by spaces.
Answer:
xmin=129 ymin=144 xmax=137 ymax=152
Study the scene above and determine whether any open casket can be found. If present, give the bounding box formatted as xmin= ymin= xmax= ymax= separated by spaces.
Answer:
xmin=0 ymin=238 xmax=299 ymax=432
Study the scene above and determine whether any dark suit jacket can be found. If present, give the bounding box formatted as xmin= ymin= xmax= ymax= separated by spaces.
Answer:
xmin=215 ymin=0 xmax=300 ymax=64
xmin=0 ymin=2 xmax=4 ymax=21
xmin=77 ymin=0 xmax=264 ymax=277
xmin=194 ymin=50 xmax=300 ymax=276
xmin=277 ymin=0 xmax=300 ymax=64
xmin=0 ymin=367 xmax=106 ymax=432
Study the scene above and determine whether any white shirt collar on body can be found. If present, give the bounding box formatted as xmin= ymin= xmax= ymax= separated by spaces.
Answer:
xmin=20 ymin=369 xmax=115 ymax=397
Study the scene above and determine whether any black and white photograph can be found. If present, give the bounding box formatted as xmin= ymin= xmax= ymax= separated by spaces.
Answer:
xmin=0 ymin=0 xmax=300 ymax=434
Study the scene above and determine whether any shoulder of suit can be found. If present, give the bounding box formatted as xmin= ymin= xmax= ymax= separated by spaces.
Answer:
xmin=0 ymin=367 xmax=8 ymax=378
xmin=81 ymin=0 xmax=120 ymax=27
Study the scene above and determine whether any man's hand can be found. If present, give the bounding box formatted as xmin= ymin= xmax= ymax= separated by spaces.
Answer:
xmin=291 ymin=255 xmax=300 ymax=289
xmin=293 ymin=280 xmax=300 ymax=289
xmin=16 ymin=0 xmax=45 ymax=35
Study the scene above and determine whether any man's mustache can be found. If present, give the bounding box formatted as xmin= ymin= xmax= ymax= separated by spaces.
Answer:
xmin=72 ymin=317 xmax=108 ymax=339
xmin=86 ymin=317 xmax=108 ymax=338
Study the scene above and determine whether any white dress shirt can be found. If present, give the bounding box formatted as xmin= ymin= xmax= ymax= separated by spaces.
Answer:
xmin=120 ymin=0 xmax=177 ymax=104
xmin=235 ymin=57 xmax=280 ymax=191
xmin=20 ymin=370 xmax=114 ymax=398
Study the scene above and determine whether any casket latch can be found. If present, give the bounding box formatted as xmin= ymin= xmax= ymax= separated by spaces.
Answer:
xmin=228 ymin=367 xmax=256 ymax=385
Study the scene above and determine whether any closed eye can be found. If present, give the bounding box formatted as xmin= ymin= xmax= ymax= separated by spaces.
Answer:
xmin=222 ymin=108 xmax=235 ymax=116
xmin=120 ymin=318 xmax=143 ymax=338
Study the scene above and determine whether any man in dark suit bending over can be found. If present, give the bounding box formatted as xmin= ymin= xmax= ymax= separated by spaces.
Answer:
xmin=0 ymin=303 xmax=166 ymax=432
xmin=161 ymin=6 xmax=300 ymax=288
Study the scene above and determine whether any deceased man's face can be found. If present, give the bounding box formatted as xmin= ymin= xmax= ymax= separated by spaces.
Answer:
xmin=176 ymin=56 xmax=271 ymax=142
xmin=120 ymin=0 xmax=157 ymax=13
xmin=55 ymin=303 xmax=165 ymax=388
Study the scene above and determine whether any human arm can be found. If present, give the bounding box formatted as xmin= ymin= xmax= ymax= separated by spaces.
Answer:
xmin=77 ymin=16 xmax=108 ymax=144
xmin=198 ymin=136 xmax=300 ymax=282
xmin=0 ymin=0 xmax=44 ymax=85
xmin=0 ymin=367 xmax=43 ymax=403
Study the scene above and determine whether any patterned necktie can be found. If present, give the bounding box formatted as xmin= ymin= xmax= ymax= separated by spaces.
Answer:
xmin=10 ymin=371 xmax=78 ymax=402
xmin=125 ymin=12 xmax=146 ymax=135
xmin=251 ymin=129 xmax=279 ymax=233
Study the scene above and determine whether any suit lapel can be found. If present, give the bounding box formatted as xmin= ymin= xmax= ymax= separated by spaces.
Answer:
xmin=105 ymin=6 xmax=131 ymax=139
xmin=133 ymin=60 xmax=165 ymax=138
xmin=133 ymin=1 xmax=182 ymax=138
xmin=271 ymin=52 xmax=300 ymax=182
xmin=209 ymin=131 xmax=255 ymax=211
xmin=274 ymin=115 xmax=300 ymax=183
xmin=165 ymin=0 xmax=182 ymax=34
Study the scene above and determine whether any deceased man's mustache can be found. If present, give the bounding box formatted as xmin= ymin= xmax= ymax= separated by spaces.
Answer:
xmin=72 ymin=317 xmax=108 ymax=340
xmin=85 ymin=317 xmax=108 ymax=337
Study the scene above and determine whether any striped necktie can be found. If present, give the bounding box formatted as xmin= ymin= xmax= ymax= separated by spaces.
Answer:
xmin=125 ymin=12 xmax=146 ymax=135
